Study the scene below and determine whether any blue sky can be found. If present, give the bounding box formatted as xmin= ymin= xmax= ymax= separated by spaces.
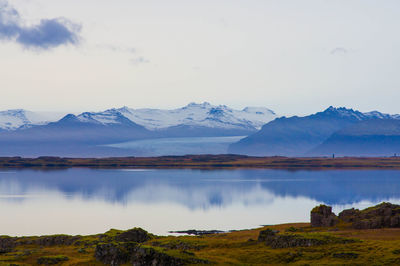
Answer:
xmin=1 ymin=0 xmax=400 ymax=116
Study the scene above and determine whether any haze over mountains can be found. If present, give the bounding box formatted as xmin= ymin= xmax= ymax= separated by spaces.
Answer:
xmin=0 ymin=103 xmax=400 ymax=157
xmin=0 ymin=103 xmax=276 ymax=157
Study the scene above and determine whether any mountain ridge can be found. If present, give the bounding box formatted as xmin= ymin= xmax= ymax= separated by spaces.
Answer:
xmin=228 ymin=106 xmax=400 ymax=156
xmin=0 ymin=102 xmax=276 ymax=132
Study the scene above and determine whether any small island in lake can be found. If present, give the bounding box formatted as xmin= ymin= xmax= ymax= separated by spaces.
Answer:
xmin=1 ymin=202 xmax=400 ymax=265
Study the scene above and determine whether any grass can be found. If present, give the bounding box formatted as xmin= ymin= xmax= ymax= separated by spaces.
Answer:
xmin=1 ymin=223 xmax=400 ymax=265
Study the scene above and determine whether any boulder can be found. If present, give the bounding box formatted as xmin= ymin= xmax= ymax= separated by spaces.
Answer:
xmin=310 ymin=205 xmax=338 ymax=227
xmin=114 ymin=228 xmax=151 ymax=243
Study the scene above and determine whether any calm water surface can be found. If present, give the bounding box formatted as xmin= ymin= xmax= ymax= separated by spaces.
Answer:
xmin=0 ymin=168 xmax=400 ymax=236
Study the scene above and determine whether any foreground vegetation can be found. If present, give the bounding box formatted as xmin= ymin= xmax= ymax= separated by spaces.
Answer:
xmin=1 ymin=155 xmax=400 ymax=169
xmin=2 ymin=203 xmax=400 ymax=265
xmin=1 ymin=223 xmax=400 ymax=265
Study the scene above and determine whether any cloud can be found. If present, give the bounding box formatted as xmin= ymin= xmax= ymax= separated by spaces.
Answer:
xmin=130 ymin=56 xmax=150 ymax=65
xmin=96 ymin=44 xmax=136 ymax=54
xmin=0 ymin=0 xmax=81 ymax=50
xmin=330 ymin=47 xmax=348 ymax=56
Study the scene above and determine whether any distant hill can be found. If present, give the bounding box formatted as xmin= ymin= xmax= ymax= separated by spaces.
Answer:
xmin=228 ymin=107 xmax=400 ymax=156
xmin=310 ymin=119 xmax=400 ymax=157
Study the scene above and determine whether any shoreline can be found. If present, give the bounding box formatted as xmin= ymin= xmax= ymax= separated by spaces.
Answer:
xmin=1 ymin=155 xmax=400 ymax=170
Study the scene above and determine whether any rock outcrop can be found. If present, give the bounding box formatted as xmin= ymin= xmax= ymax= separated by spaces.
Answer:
xmin=339 ymin=202 xmax=400 ymax=229
xmin=94 ymin=227 xmax=209 ymax=266
xmin=0 ymin=237 xmax=16 ymax=254
xmin=114 ymin=228 xmax=151 ymax=243
xmin=310 ymin=205 xmax=338 ymax=227
xmin=0 ymin=235 xmax=81 ymax=255
xmin=95 ymin=242 xmax=209 ymax=266
xmin=95 ymin=242 xmax=138 ymax=266
xmin=310 ymin=202 xmax=400 ymax=229
xmin=257 ymin=228 xmax=355 ymax=249
xmin=338 ymin=208 xmax=360 ymax=223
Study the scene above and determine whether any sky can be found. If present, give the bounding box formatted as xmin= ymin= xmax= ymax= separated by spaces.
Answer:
xmin=1 ymin=0 xmax=400 ymax=116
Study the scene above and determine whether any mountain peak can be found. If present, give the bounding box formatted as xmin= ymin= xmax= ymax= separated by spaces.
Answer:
xmin=104 ymin=103 xmax=277 ymax=130
xmin=116 ymin=106 xmax=132 ymax=113
xmin=242 ymin=107 xmax=276 ymax=115
xmin=0 ymin=109 xmax=61 ymax=130
xmin=185 ymin=102 xmax=212 ymax=109
xmin=58 ymin=114 xmax=79 ymax=123
xmin=0 ymin=109 xmax=26 ymax=114
xmin=319 ymin=106 xmax=365 ymax=120
xmin=322 ymin=106 xmax=398 ymax=120
xmin=323 ymin=106 xmax=355 ymax=113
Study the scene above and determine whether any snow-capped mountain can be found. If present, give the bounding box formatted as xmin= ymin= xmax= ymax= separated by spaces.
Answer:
xmin=322 ymin=106 xmax=397 ymax=120
xmin=75 ymin=110 xmax=132 ymax=125
xmin=2 ymin=105 xmax=400 ymax=133
xmin=1 ymin=105 xmax=400 ymax=157
xmin=0 ymin=103 xmax=277 ymax=133
xmin=113 ymin=102 xmax=276 ymax=130
xmin=0 ymin=109 xmax=65 ymax=130
xmin=229 ymin=106 xmax=400 ymax=156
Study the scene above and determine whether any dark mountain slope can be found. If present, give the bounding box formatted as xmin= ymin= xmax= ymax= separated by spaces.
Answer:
xmin=0 ymin=113 xmax=155 ymax=157
xmin=228 ymin=107 xmax=377 ymax=156
xmin=310 ymin=119 xmax=400 ymax=157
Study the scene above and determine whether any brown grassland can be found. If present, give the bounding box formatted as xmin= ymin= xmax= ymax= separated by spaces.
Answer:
xmin=1 ymin=155 xmax=400 ymax=169
xmin=2 ymin=222 xmax=400 ymax=265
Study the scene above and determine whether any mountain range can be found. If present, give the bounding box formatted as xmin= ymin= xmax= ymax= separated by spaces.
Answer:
xmin=0 ymin=103 xmax=276 ymax=156
xmin=0 ymin=103 xmax=276 ymax=132
xmin=229 ymin=107 xmax=400 ymax=157
xmin=1 ymin=104 xmax=400 ymax=157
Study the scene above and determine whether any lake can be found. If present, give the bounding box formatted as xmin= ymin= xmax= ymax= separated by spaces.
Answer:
xmin=0 ymin=168 xmax=400 ymax=236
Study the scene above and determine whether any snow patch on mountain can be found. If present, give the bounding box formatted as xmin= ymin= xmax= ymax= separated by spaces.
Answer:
xmin=0 ymin=110 xmax=65 ymax=130
xmin=76 ymin=110 xmax=125 ymax=125
xmin=322 ymin=106 xmax=399 ymax=121
xmin=114 ymin=102 xmax=276 ymax=130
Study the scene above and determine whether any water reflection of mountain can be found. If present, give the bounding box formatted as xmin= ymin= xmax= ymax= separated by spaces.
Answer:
xmin=0 ymin=169 xmax=399 ymax=208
